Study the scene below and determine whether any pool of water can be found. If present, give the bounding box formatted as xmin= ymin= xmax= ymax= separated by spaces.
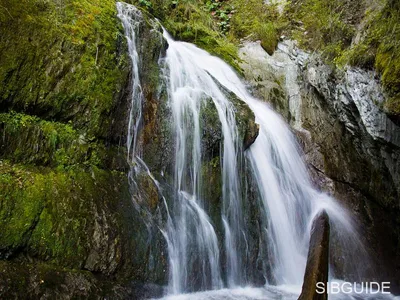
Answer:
xmin=155 ymin=284 xmax=400 ymax=300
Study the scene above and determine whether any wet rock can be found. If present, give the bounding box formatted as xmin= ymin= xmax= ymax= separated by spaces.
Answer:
xmin=231 ymin=95 xmax=260 ymax=150
xmin=127 ymin=282 xmax=166 ymax=299
xmin=239 ymin=41 xmax=290 ymax=120
xmin=300 ymin=55 xmax=400 ymax=286
xmin=298 ymin=210 xmax=330 ymax=300
xmin=200 ymin=98 xmax=223 ymax=159
xmin=203 ymin=74 xmax=259 ymax=153
xmin=243 ymin=122 xmax=260 ymax=150
xmin=242 ymin=40 xmax=400 ymax=287
xmin=0 ymin=260 xmax=166 ymax=299
xmin=345 ymin=69 xmax=400 ymax=147
xmin=239 ymin=40 xmax=309 ymax=129
xmin=0 ymin=4 xmax=170 ymax=291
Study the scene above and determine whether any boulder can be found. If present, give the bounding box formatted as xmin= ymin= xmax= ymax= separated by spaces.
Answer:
xmin=298 ymin=210 xmax=330 ymax=300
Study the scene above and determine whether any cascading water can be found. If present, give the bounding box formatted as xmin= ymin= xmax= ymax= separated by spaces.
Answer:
xmin=160 ymin=29 xmax=369 ymax=288
xmin=117 ymin=3 xmax=398 ymax=299
xmin=161 ymin=31 xmax=247 ymax=293
xmin=117 ymin=2 xmax=144 ymax=162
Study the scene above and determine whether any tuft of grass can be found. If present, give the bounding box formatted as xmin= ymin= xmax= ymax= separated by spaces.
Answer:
xmin=229 ymin=0 xmax=281 ymax=55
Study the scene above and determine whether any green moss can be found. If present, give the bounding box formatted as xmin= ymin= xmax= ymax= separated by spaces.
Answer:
xmin=0 ymin=160 xmax=129 ymax=268
xmin=0 ymin=0 xmax=128 ymax=137
xmin=287 ymin=0 xmax=355 ymax=61
xmin=0 ymin=162 xmax=44 ymax=252
xmin=287 ymin=0 xmax=400 ymax=115
xmin=385 ymin=95 xmax=400 ymax=116
xmin=344 ymin=0 xmax=400 ymax=115
xmin=0 ymin=112 xmax=115 ymax=169
xmin=257 ymin=22 xmax=278 ymax=55
xmin=230 ymin=0 xmax=280 ymax=55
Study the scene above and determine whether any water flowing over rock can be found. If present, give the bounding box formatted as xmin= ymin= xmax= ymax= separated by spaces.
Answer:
xmin=115 ymin=3 xmax=399 ymax=298
xmin=118 ymin=13 xmax=400 ymax=300
xmin=1 ymin=1 xmax=400 ymax=298
xmin=117 ymin=3 xmax=260 ymax=295
xmin=240 ymin=38 xmax=400 ymax=290
xmin=117 ymin=2 xmax=169 ymax=286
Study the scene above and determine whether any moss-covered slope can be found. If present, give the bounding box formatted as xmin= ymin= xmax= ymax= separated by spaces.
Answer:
xmin=0 ymin=0 xmax=130 ymax=138
xmin=0 ymin=0 xmax=157 ymax=295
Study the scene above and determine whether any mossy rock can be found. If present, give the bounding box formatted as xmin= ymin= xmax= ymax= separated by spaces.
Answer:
xmin=0 ymin=0 xmax=130 ymax=139
xmin=0 ymin=260 xmax=159 ymax=299
xmin=0 ymin=159 xmax=168 ymax=282
xmin=286 ymin=0 xmax=400 ymax=117
xmin=0 ymin=112 xmax=128 ymax=170
xmin=200 ymin=98 xmax=223 ymax=161
xmin=212 ymin=79 xmax=259 ymax=150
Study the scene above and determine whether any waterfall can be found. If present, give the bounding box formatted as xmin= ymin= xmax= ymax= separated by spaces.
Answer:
xmin=117 ymin=2 xmax=144 ymax=163
xmin=160 ymin=29 xmax=370 ymax=288
xmin=161 ymin=31 xmax=247 ymax=293
xmin=117 ymin=3 xmax=398 ymax=299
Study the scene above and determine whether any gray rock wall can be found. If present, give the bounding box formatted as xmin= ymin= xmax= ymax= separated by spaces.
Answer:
xmin=239 ymin=39 xmax=400 ymax=290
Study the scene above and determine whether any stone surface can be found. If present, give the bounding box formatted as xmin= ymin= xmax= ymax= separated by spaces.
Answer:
xmin=239 ymin=40 xmax=308 ymax=129
xmin=0 ymin=260 xmax=166 ymax=299
xmin=239 ymin=39 xmax=400 ymax=290
xmin=298 ymin=210 xmax=330 ymax=300
xmin=0 ymin=3 xmax=169 ymax=296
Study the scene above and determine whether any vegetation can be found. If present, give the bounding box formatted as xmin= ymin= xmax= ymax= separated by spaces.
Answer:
xmin=229 ymin=0 xmax=282 ymax=55
xmin=0 ymin=112 xmax=119 ymax=169
xmin=0 ymin=0 xmax=133 ymax=289
xmin=370 ymin=0 xmax=400 ymax=115
xmin=0 ymin=159 xmax=131 ymax=270
xmin=0 ymin=0 xmax=128 ymax=137
xmin=0 ymin=1 xmax=168 ymax=293
xmin=286 ymin=0 xmax=400 ymax=115
xmin=129 ymin=0 xmax=283 ymax=70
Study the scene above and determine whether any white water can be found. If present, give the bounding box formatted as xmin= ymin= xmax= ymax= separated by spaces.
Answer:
xmin=161 ymin=30 xmax=248 ymax=293
xmin=117 ymin=3 xmax=398 ymax=299
xmin=117 ymin=2 xmax=144 ymax=162
xmin=156 ymin=35 xmax=398 ymax=299
xmin=160 ymin=28 xmax=371 ymax=289
xmin=155 ymin=284 xmax=400 ymax=300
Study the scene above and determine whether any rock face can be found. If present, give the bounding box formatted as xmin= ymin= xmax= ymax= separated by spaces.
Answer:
xmin=0 ymin=1 xmax=167 ymax=298
xmin=301 ymin=57 xmax=400 ymax=286
xmin=0 ymin=1 xmax=261 ymax=297
xmin=240 ymin=39 xmax=400 ymax=290
xmin=298 ymin=210 xmax=330 ymax=300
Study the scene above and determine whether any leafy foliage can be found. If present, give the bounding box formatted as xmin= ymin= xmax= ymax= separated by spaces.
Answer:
xmin=205 ymin=0 xmax=234 ymax=34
